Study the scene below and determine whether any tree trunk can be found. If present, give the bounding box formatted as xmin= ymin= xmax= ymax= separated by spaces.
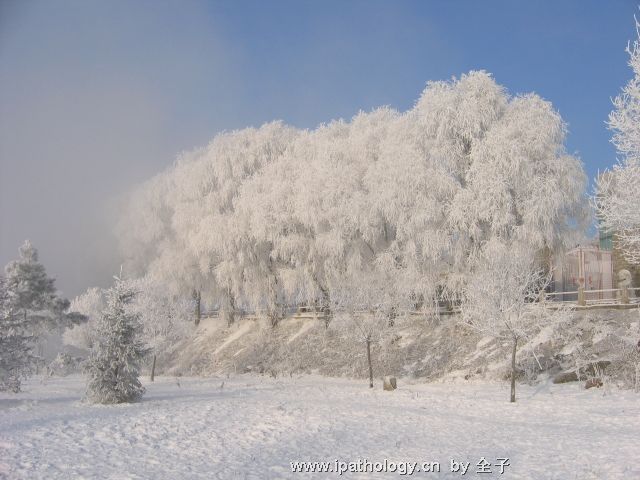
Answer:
xmin=311 ymin=274 xmax=331 ymax=328
xmin=36 ymin=341 xmax=43 ymax=374
xmin=388 ymin=305 xmax=397 ymax=327
xmin=193 ymin=290 xmax=201 ymax=326
xmin=319 ymin=285 xmax=331 ymax=328
xmin=150 ymin=354 xmax=156 ymax=382
xmin=267 ymin=290 xmax=282 ymax=328
xmin=366 ymin=336 xmax=373 ymax=388
xmin=223 ymin=288 xmax=235 ymax=326
xmin=510 ymin=336 xmax=518 ymax=403
xmin=268 ymin=261 xmax=282 ymax=328
xmin=269 ymin=307 xmax=281 ymax=328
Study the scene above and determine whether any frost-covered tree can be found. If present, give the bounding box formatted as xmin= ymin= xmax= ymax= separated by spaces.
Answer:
xmin=116 ymin=71 xmax=587 ymax=331
xmin=66 ymin=277 xmax=192 ymax=381
xmin=438 ymin=76 xmax=587 ymax=299
xmin=4 ymin=241 xmax=85 ymax=334
xmin=188 ymin=122 xmax=298 ymax=325
xmin=125 ymin=276 xmax=192 ymax=380
xmin=596 ymin=18 xmax=640 ymax=265
xmin=2 ymin=241 xmax=85 ymax=386
xmin=63 ymin=287 xmax=105 ymax=350
xmin=460 ymin=240 xmax=564 ymax=403
xmin=332 ymin=267 xmax=404 ymax=388
xmin=118 ymin=122 xmax=298 ymax=325
xmin=85 ymin=276 xmax=148 ymax=404
xmin=596 ymin=167 xmax=640 ymax=265
xmin=0 ymin=276 xmax=38 ymax=392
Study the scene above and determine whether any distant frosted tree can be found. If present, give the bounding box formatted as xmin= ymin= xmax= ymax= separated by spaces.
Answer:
xmin=331 ymin=259 xmax=406 ymax=388
xmin=63 ymin=287 xmax=106 ymax=350
xmin=85 ymin=276 xmax=148 ymax=404
xmin=596 ymin=18 xmax=640 ymax=265
xmin=125 ymin=276 xmax=192 ymax=381
xmin=118 ymin=122 xmax=298 ymax=325
xmin=460 ymin=240 xmax=565 ymax=403
xmin=0 ymin=276 xmax=38 ymax=392
xmin=4 ymin=241 xmax=85 ymax=333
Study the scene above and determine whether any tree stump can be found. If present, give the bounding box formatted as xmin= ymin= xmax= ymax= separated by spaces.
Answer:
xmin=552 ymin=371 xmax=579 ymax=384
xmin=383 ymin=376 xmax=397 ymax=391
xmin=585 ymin=378 xmax=603 ymax=389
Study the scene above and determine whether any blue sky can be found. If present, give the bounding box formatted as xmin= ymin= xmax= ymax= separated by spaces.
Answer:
xmin=0 ymin=0 xmax=637 ymax=295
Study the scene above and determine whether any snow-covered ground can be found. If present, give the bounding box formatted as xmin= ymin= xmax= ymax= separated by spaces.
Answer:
xmin=1 ymin=375 xmax=638 ymax=479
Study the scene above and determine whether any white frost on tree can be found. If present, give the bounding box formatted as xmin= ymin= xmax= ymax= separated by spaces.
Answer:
xmin=596 ymin=18 xmax=640 ymax=266
xmin=331 ymin=265 xmax=405 ymax=388
xmin=85 ymin=276 xmax=148 ymax=404
xmin=125 ymin=276 xmax=193 ymax=379
xmin=0 ymin=276 xmax=38 ymax=392
xmin=63 ymin=287 xmax=106 ymax=351
xmin=116 ymin=71 xmax=587 ymax=339
xmin=66 ymin=277 xmax=192 ymax=381
xmin=4 ymin=241 xmax=85 ymax=334
xmin=118 ymin=122 xmax=298 ymax=325
xmin=1 ymin=241 xmax=85 ymax=390
xmin=460 ymin=240 xmax=569 ymax=402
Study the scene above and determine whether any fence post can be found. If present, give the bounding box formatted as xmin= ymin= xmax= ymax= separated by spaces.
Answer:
xmin=538 ymin=290 xmax=546 ymax=304
xmin=621 ymin=286 xmax=630 ymax=304
xmin=578 ymin=286 xmax=586 ymax=306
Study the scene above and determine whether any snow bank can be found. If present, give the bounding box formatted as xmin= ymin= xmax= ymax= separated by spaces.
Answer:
xmin=166 ymin=309 xmax=640 ymax=389
xmin=1 ymin=374 xmax=638 ymax=479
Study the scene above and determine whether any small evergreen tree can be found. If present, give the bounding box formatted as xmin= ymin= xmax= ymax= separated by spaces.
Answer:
xmin=1 ymin=241 xmax=84 ymax=391
xmin=85 ymin=276 xmax=148 ymax=404
xmin=0 ymin=276 xmax=38 ymax=392
xmin=4 ymin=240 xmax=85 ymax=335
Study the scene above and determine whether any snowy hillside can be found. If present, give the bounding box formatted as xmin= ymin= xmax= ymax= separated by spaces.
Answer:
xmin=164 ymin=309 xmax=640 ymax=389
xmin=1 ymin=374 xmax=638 ymax=479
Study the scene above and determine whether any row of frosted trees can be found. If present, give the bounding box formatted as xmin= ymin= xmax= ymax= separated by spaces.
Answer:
xmin=118 ymin=71 xmax=589 ymax=328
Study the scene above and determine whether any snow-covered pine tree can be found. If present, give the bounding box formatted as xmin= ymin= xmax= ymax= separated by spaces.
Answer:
xmin=2 ymin=240 xmax=85 ymax=390
xmin=4 ymin=240 xmax=85 ymax=335
xmin=85 ymin=275 xmax=148 ymax=404
xmin=0 ymin=276 xmax=39 ymax=392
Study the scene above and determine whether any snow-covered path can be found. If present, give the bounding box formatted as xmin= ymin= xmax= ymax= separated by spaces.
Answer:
xmin=1 ymin=375 xmax=638 ymax=479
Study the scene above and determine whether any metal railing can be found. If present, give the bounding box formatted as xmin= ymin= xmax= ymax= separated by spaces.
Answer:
xmin=541 ymin=287 xmax=640 ymax=308
xmin=201 ymin=288 xmax=640 ymax=320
